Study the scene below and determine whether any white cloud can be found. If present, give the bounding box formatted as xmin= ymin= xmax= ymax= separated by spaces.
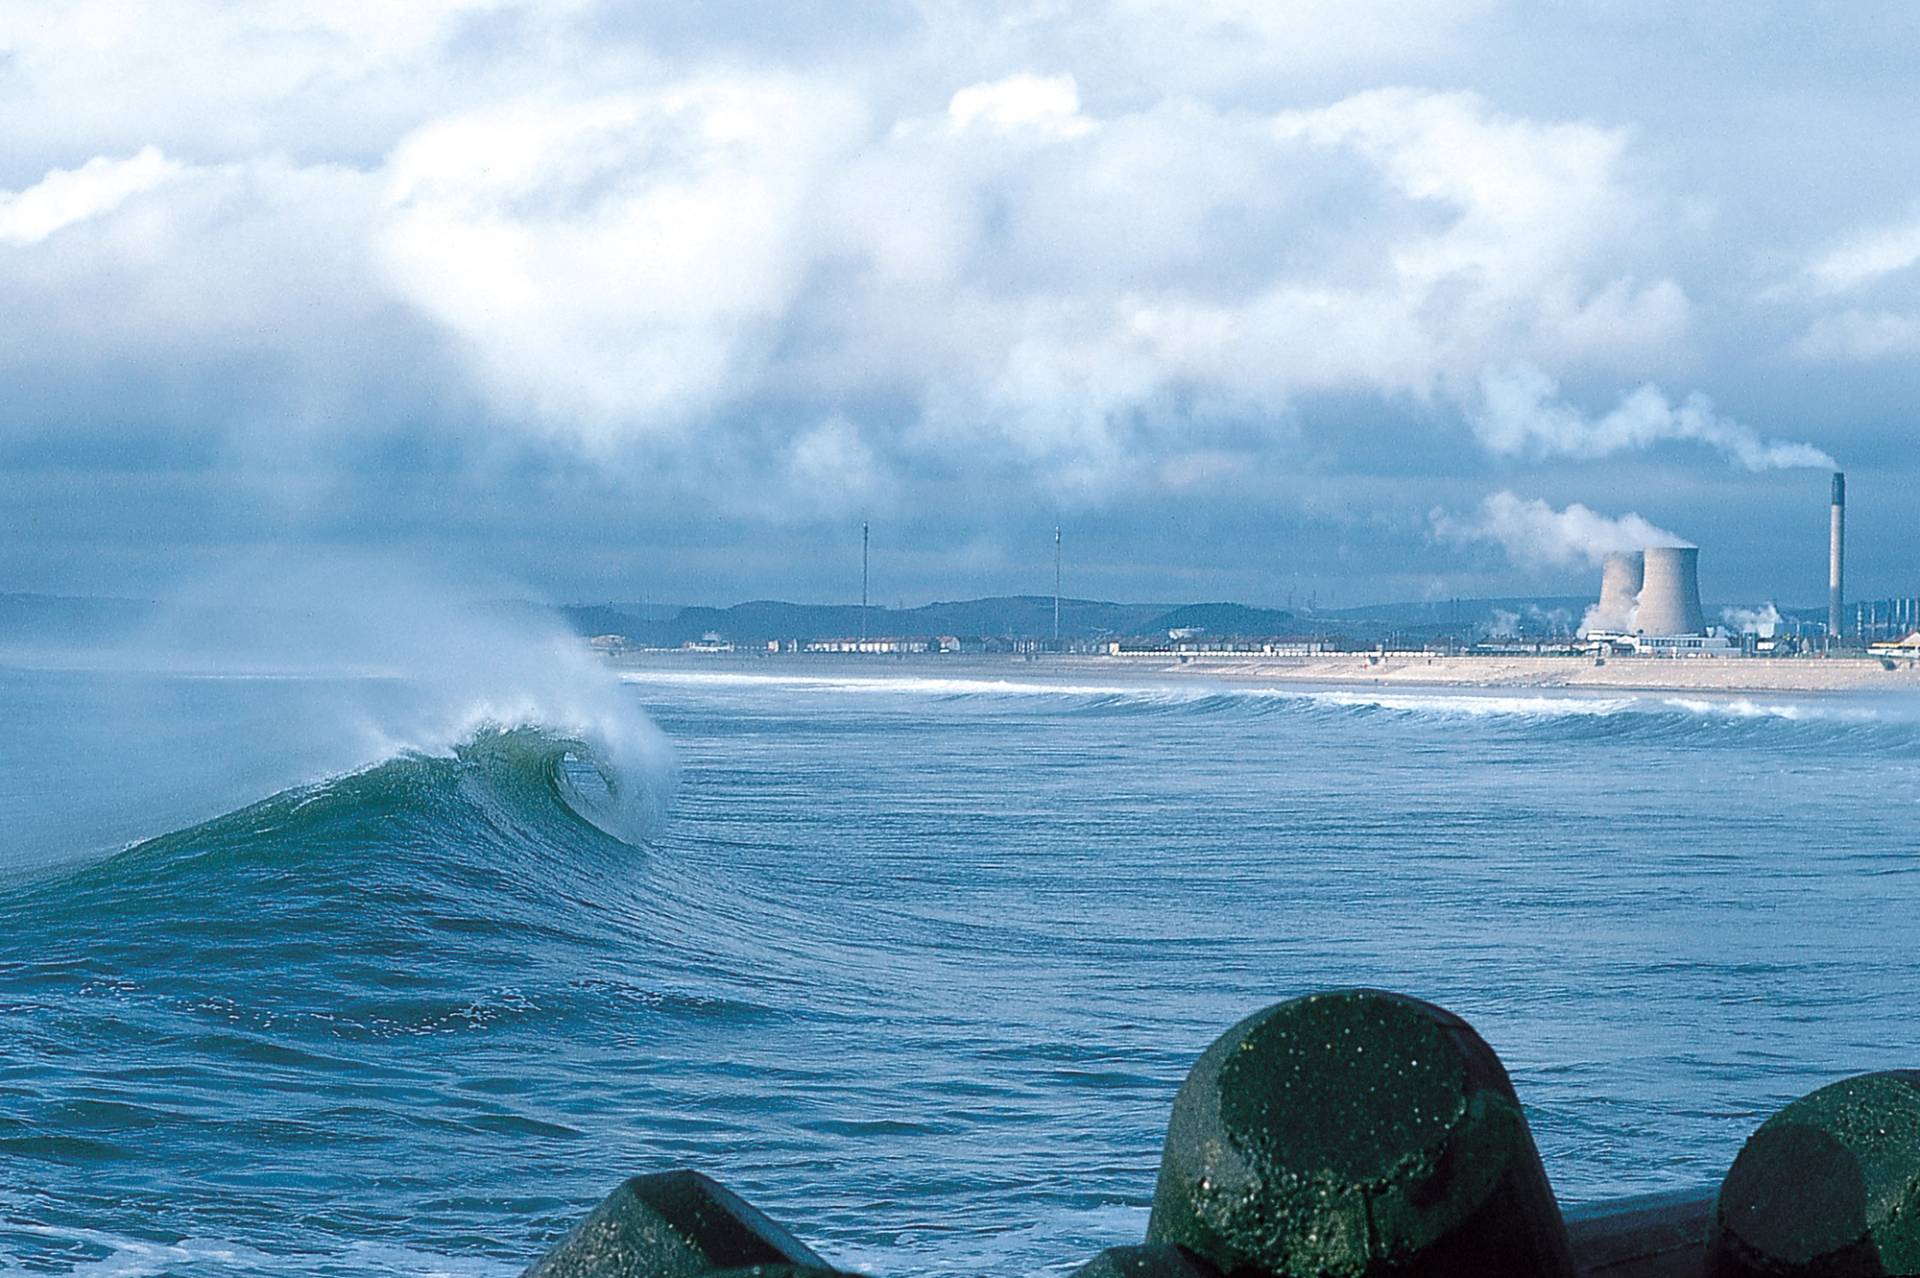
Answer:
xmin=375 ymin=78 xmax=866 ymax=444
xmin=0 ymin=0 xmax=598 ymax=164
xmin=853 ymin=87 xmax=1684 ymax=471
xmin=1796 ymin=308 xmax=1920 ymax=362
xmin=0 ymin=147 xmax=178 ymax=244
xmin=0 ymin=152 xmax=428 ymax=442
xmin=0 ymin=11 xmax=1827 ymax=504
xmin=784 ymin=416 xmax=883 ymax=517
xmin=1471 ymin=364 xmax=1835 ymax=471
xmin=1804 ymin=211 xmax=1920 ymax=294
xmin=1273 ymin=88 xmax=1632 ymax=285
xmin=1096 ymin=0 xmax=1497 ymax=88
xmin=946 ymin=73 xmax=1093 ymax=138
xmin=1432 ymin=491 xmax=1688 ymax=570
xmin=362 ymin=78 xmax=1697 ymax=472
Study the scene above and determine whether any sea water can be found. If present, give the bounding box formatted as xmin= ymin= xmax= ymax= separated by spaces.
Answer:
xmin=2 ymin=659 xmax=1918 ymax=1275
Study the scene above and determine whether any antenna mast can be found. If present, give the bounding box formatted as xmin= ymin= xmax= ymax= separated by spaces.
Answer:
xmin=1053 ymin=525 xmax=1061 ymax=645
xmin=861 ymin=521 xmax=870 ymax=645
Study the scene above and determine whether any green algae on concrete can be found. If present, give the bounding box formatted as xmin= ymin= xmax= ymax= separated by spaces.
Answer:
xmin=1710 ymin=1070 xmax=1920 ymax=1277
xmin=523 ymin=1170 xmax=831 ymax=1278
xmin=1145 ymin=988 xmax=1578 ymax=1278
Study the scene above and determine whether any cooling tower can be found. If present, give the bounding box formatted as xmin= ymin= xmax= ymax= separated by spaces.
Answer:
xmin=1829 ymin=471 xmax=1845 ymax=639
xmin=1588 ymin=551 xmax=1645 ymax=632
xmin=1636 ymin=546 xmax=1707 ymax=636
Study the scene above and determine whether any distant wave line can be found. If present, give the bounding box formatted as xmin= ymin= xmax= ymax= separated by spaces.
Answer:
xmin=617 ymin=669 xmax=1902 ymax=725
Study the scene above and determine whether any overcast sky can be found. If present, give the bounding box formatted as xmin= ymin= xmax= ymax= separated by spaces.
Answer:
xmin=3 ymin=2 xmax=1916 ymax=608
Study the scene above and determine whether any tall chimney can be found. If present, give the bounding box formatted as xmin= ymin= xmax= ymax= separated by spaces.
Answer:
xmin=1829 ymin=472 xmax=1845 ymax=640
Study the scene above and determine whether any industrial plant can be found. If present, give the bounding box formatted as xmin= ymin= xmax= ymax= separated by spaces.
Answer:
xmin=573 ymin=469 xmax=1915 ymax=666
xmin=1575 ymin=471 xmax=1917 ymax=659
xmin=1580 ymin=543 xmax=1731 ymax=655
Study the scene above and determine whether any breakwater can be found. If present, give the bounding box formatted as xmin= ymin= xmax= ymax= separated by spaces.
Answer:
xmin=524 ymin=990 xmax=1918 ymax=1278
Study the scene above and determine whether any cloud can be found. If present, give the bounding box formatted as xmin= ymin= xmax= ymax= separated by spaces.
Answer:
xmin=1470 ymin=364 xmax=1836 ymax=471
xmin=946 ymin=73 xmax=1093 ymax=138
xmin=374 ymin=79 xmax=866 ymax=445
xmin=1432 ymin=490 xmax=1688 ymax=570
xmin=1096 ymin=0 xmax=1499 ymax=89
xmin=0 ymin=147 xmax=179 ymax=244
xmin=0 ymin=150 xmax=451 ymax=452
xmin=783 ymin=416 xmax=883 ymax=517
xmin=1795 ymin=309 xmax=1920 ymax=362
xmin=0 ymin=0 xmax=600 ymax=167
xmin=2 ymin=1 xmax=1910 ymax=604
xmin=1803 ymin=210 xmax=1920 ymax=294
xmin=175 ymin=74 xmax=1689 ymax=479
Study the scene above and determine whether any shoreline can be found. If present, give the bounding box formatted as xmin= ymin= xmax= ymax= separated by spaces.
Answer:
xmin=610 ymin=649 xmax=1920 ymax=696
xmin=1146 ymin=652 xmax=1920 ymax=694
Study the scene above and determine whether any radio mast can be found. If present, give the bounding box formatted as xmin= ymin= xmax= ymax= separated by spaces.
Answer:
xmin=1053 ymin=525 xmax=1062 ymax=645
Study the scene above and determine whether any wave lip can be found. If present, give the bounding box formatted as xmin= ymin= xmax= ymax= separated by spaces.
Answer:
xmin=6 ymin=724 xmax=664 ymax=938
xmin=1309 ymin=690 xmax=1641 ymax=718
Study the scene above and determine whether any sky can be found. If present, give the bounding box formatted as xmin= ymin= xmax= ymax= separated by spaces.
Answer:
xmin=2 ymin=1 xmax=1917 ymax=609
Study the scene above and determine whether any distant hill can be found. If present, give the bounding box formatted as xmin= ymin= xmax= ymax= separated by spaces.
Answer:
xmin=1315 ymin=595 xmax=1593 ymax=625
xmin=553 ymin=592 xmax=1670 ymax=647
xmin=558 ymin=594 xmax=1318 ymax=645
xmin=563 ymin=596 xmax=1184 ymax=645
xmin=1142 ymin=602 xmax=1299 ymax=636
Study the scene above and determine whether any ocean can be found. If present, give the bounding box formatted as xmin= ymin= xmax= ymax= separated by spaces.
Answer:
xmin=2 ymin=658 xmax=1917 ymax=1276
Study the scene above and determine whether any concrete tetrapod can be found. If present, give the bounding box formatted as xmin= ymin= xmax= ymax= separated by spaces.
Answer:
xmin=1145 ymin=989 xmax=1578 ymax=1278
xmin=522 ymin=1170 xmax=836 ymax=1278
xmin=1071 ymin=1243 xmax=1223 ymax=1278
xmin=1565 ymin=1188 xmax=1715 ymax=1278
xmin=1709 ymin=1071 xmax=1920 ymax=1277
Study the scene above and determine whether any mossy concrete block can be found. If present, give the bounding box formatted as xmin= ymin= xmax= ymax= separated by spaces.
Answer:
xmin=1710 ymin=1070 xmax=1920 ymax=1277
xmin=1145 ymin=988 xmax=1578 ymax=1278
xmin=523 ymin=1170 xmax=829 ymax=1278
xmin=1070 ymin=1243 xmax=1221 ymax=1278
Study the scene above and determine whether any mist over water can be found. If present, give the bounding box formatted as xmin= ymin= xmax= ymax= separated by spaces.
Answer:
xmin=2 ymin=655 xmax=1918 ymax=1276
xmin=0 ymin=557 xmax=671 ymax=871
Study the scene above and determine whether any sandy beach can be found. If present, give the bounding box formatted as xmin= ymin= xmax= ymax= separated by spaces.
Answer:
xmin=1130 ymin=651 xmax=1920 ymax=694
xmin=613 ymin=648 xmax=1920 ymax=695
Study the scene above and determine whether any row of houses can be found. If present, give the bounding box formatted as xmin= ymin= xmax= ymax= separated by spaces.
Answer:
xmin=632 ymin=634 xmax=1030 ymax=655
xmin=595 ymin=632 xmax=1353 ymax=656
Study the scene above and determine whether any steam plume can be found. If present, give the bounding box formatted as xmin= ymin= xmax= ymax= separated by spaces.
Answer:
xmin=1432 ymin=491 xmax=1688 ymax=570
xmin=1472 ymin=365 xmax=1836 ymax=471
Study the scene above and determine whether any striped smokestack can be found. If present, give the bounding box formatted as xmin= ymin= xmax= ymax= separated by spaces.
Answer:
xmin=1829 ymin=472 xmax=1845 ymax=640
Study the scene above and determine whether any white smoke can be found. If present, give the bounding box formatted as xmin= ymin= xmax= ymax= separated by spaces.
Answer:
xmin=1582 ymin=606 xmax=1625 ymax=635
xmin=1582 ymin=569 xmax=1639 ymax=635
xmin=1721 ymin=603 xmax=1782 ymax=638
xmin=1432 ymin=491 xmax=1689 ymax=570
xmin=1472 ymin=364 xmax=1837 ymax=471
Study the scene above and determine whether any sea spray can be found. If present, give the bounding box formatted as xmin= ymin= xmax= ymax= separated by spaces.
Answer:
xmin=0 ymin=552 xmax=672 ymax=870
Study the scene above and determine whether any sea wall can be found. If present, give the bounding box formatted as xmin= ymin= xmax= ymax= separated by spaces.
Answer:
xmin=520 ymin=989 xmax=1920 ymax=1277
